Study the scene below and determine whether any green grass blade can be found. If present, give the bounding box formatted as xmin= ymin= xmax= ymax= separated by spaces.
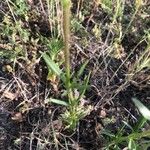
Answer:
xmin=77 ymin=71 xmax=91 ymax=100
xmin=77 ymin=60 xmax=89 ymax=77
xmin=101 ymin=129 xmax=115 ymax=138
xmin=45 ymin=98 xmax=69 ymax=106
xmin=132 ymin=98 xmax=150 ymax=120
xmin=42 ymin=52 xmax=62 ymax=76
xmin=128 ymin=139 xmax=137 ymax=150
xmin=134 ymin=116 xmax=147 ymax=132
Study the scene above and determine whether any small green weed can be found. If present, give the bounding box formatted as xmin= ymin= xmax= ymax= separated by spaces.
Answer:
xmin=102 ymin=98 xmax=150 ymax=150
xmin=42 ymin=38 xmax=64 ymax=81
xmin=43 ymin=0 xmax=92 ymax=130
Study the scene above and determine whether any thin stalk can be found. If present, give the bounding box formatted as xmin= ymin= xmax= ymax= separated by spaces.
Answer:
xmin=6 ymin=0 xmax=17 ymax=23
xmin=62 ymin=0 xmax=73 ymax=102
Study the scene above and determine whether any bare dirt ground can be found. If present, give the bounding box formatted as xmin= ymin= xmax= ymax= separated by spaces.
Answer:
xmin=0 ymin=0 xmax=150 ymax=149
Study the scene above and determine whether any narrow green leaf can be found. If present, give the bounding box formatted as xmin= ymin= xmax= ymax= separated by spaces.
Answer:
xmin=77 ymin=60 xmax=89 ymax=77
xmin=122 ymin=121 xmax=133 ymax=131
xmin=128 ymin=139 xmax=137 ymax=150
xmin=45 ymin=98 xmax=68 ymax=106
xmin=101 ymin=129 xmax=115 ymax=137
xmin=78 ymin=71 xmax=91 ymax=100
xmin=134 ymin=116 xmax=147 ymax=132
xmin=42 ymin=52 xmax=62 ymax=76
xmin=132 ymin=98 xmax=150 ymax=120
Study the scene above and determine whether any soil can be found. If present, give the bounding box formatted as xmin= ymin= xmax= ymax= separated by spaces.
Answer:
xmin=0 ymin=0 xmax=150 ymax=150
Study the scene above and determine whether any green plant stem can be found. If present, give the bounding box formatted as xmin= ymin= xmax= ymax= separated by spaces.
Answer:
xmin=62 ymin=0 xmax=73 ymax=102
